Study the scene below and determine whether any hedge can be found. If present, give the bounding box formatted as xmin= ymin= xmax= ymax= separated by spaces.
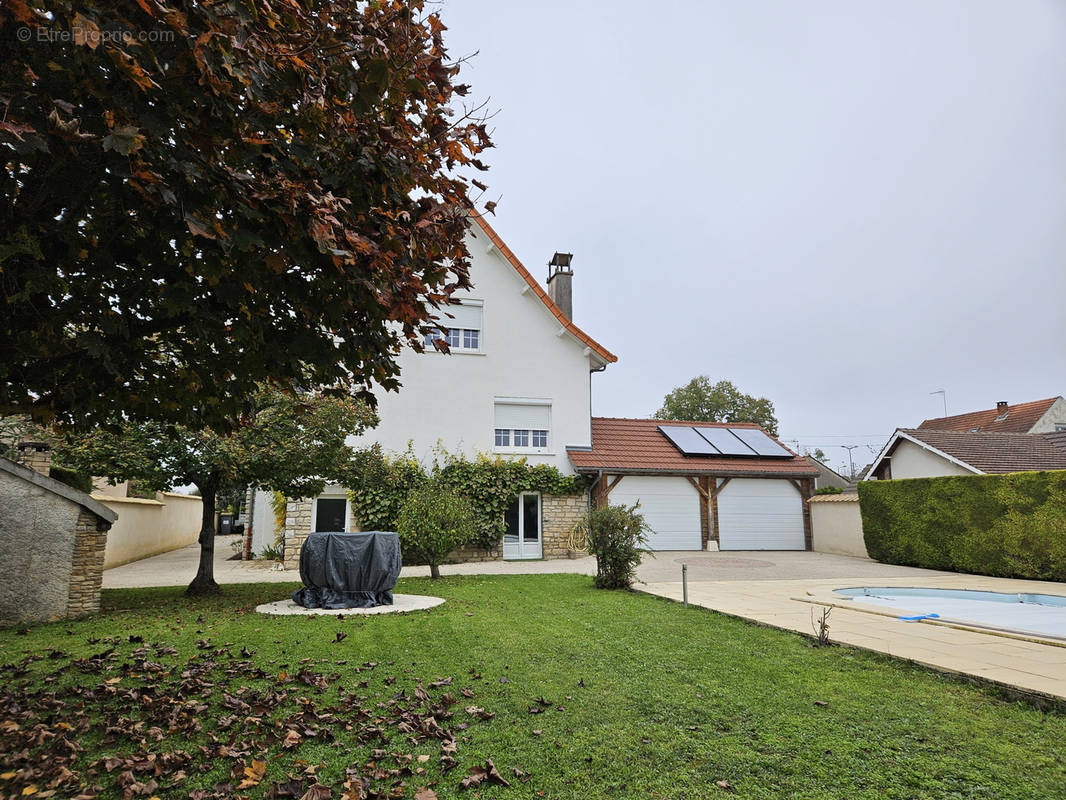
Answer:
xmin=857 ymin=470 xmax=1066 ymax=581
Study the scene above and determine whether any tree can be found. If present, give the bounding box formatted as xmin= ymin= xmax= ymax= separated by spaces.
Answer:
xmin=811 ymin=448 xmax=829 ymax=462
xmin=396 ymin=479 xmax=476 ymax=579
xmin=653 ymin=377 xmax=779 ymax=436
xmin=60 ymin=386 xmax=375 ymax=594
xmin=1 ymin=1 xmax=491 ymax=431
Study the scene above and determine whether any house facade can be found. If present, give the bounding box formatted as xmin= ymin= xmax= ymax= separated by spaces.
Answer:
xmin=254 ymin=213 xmax=820 ymax=563
xmin=264 ymin=212 xmax=617 ymax=564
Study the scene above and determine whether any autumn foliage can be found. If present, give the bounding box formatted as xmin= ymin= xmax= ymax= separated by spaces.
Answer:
xmin=0 ymin=0 xmax=491 ymax=430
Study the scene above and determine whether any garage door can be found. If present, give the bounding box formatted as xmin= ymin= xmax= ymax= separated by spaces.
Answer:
xmin=610 ymin=476 xmax=701 ymax=550
xmin=717 ymin=479 xmax=804 ymax=550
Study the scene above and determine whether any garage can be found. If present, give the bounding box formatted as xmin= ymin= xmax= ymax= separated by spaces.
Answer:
xmin=609 ymin=475 xmax=701 ymax=550
xmin=717 ymin=478 xmax=805 ymax=550
xmin=568 ymin=418 xmax=818 ymax=552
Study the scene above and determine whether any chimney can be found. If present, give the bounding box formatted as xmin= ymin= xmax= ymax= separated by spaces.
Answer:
xmin=996 ymin=401 xmax=1009 ymax=415
xmin=547 ymin=252 xmax=574 ymax=320
xmin=16 ymin=440 xmax=52 ymax=476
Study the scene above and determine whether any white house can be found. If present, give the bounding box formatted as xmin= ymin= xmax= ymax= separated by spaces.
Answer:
xmin=249 ymin=212 xmax=818 ymax=562
xmin=251 ymin=212 xmax=616 ymax=562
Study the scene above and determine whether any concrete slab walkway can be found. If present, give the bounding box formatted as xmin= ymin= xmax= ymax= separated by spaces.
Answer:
xmin=639 ymin=555 xmax=1066 ymax=704
xmin=102 ymin=535 xmax=597 ymax=589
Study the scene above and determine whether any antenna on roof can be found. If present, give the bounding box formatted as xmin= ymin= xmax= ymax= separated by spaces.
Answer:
xmin=930 ymin=389 xmax=947 ymax=417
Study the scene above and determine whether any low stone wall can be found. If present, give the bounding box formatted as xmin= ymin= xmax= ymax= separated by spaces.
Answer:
xmin=99 ymin=492 xmax=202 ymax=569
xmin=809 ymin=493 xmax=868 ymax=558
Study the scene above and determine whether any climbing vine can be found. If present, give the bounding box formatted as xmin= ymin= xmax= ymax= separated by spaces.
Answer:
xmin=346 ymin=446 xmax=587 ymax=549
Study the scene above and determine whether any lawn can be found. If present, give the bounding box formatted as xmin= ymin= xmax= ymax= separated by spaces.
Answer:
xmin=1 ymin=575 xmax=1064 ymax=800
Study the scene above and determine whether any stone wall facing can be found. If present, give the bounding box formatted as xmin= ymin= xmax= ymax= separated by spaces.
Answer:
xmin=67 ymin=508 xmax=109 ymax=617
xmin=283 ymin=498 xmax=313 ymax=569
xmin=541 ymin=492 xmax=588 ymax=559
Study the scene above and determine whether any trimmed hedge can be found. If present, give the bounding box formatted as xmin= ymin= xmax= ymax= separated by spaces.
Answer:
xmin=858 ymin=470 xmax=1066 ymax=581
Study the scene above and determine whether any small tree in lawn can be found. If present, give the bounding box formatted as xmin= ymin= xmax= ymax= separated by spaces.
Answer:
xmin=396 ymin=481 xmax=476 ymax=579
xmin=61 ymin=387 xmax=375 ymax=595
xmin=572 ymin=503 xmax=651 ymax=590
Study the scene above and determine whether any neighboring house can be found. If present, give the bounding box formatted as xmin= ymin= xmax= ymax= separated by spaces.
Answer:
xmin=918 ymin=397 xmax=1066 ymax=434
xmin=269 ymin=213 xmax=820 ymax=560
xmin=0 ymin=450 xmax=117 ymax=625
xmin=866 ymin=428 xmax=1066 ymax=480
xmin=568 ymin=418 xmax=818 ymax=551
xmin=805 ymin=456 xmax=849 ymax=490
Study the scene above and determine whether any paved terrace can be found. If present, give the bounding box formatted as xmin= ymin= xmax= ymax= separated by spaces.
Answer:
xmin=104 ymin=541 xmax=1066 ymax=703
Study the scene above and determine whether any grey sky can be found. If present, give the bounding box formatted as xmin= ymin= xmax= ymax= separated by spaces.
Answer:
xmin=440 ymin=0 xmax=1066 ymax=474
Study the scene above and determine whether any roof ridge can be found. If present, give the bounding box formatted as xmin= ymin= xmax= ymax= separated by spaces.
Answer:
xmin=467 ymin=212 xmax=617 ymax=364
xmin=593 ymin=416 xmax=761 ymax=428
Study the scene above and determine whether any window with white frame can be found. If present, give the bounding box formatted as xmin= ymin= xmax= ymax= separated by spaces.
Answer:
xmin=425 ymin=299 xmax=483 ymax=353
xmin=494 ymin=399 xmax=551 ymax=453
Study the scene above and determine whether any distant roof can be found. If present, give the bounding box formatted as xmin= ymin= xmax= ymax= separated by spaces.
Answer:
xmin=567 ymin=418 xmax=819 ymax=477
xmin=918 ymin=397 xmax=1061 ymax=434
xmin=1043 ymin=430 xmax=1066 ymax=455
xmin=467 ymin=211 xmax=617 ymax=365
xmin=0 ymin=456 xmax=118 ymax=524
xmin=898 ymin=428 xmax=1066 ymax=474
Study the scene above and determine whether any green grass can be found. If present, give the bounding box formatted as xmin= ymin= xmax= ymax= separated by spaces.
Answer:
xmin=2 ymin=575 xmax=1065 ymax=799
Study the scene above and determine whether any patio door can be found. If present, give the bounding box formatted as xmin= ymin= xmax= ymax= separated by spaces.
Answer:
xmin=503 ymin=492 xmax=541 ymax=559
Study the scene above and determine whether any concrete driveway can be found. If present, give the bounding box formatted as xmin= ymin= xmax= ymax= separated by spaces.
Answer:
xmin=634 ymin=550 xmax=951 ymax=584
xmin=638 ymin=551 xmax=1066 ymax=705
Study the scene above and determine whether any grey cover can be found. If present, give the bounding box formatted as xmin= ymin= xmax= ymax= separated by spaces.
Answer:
xmin=291 ymin=532 xmax=402 ymax=609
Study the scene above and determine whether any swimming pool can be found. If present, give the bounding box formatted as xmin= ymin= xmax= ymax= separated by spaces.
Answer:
xmin=834 ymin=586 xmax=1066 ymax=641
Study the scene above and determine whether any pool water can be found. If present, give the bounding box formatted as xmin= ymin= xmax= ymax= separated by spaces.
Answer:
xmin=834 ymin=586 xmax=1066 ymax=640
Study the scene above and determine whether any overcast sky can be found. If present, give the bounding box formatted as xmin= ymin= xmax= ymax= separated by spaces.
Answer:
xmin=439 ymin=0 xmax=1066 ymax=475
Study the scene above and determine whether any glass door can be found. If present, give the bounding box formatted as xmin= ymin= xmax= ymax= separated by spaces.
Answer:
xmin=503 ymin=492 xmax=541 ymax=559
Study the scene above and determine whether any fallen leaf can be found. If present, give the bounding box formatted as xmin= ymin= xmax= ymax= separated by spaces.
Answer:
xmin=716 ymin=779 xmax=733 ymax=791
xmin=413 ymin=788 xmax=437 ymax=800
xmin=238 ymin=760 xmax=267 ymax=789
xmin=813 ymin=700 xmax=829 ymax=707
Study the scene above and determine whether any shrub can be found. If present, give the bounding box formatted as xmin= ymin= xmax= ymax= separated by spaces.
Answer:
xmin=396 ymin=480 xmax=477 ymax=578
xmin=48 ymin=464 xmax=93 ymax=494
xmin=858 ymin=471 xmax=1066 ymax=581
xmin=572 ymin=503 xmax=650 ymax=589
xmin=814 ymin=486 xmax=844 ymax=495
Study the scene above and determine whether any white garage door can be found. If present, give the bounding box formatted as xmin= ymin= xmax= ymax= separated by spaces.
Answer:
xmin=718 ymin=479 xmax=805 ymax=550
xmin=610 ymin=476 xmax=701 ymax=550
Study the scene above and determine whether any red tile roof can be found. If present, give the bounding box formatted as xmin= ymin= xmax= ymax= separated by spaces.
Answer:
xmin=467 ymin=212 xmax=617 ymax=364
xmin=918 ymin=397 xmax=1060 ymax=434
xmin=567 ymin=418 xmax=819 ymax=477
xmin=899 ymin=429 xmax=1066 ymax=474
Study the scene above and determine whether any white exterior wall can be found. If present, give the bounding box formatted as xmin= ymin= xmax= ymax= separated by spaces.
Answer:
xmin=348 ymin=227 xmax=599 ymax=474
xmin=1030 ymin=397 xmax=1066 ymax=433
xmin=99 ymin=492 xmax=202 ymax=569
xmin=809 ymin=495 xmax=868 ymax=558
xmin=888 ymin=440 xmax=976 ymax=479
xmin=247 ymin=487 xmax=277 ymax=557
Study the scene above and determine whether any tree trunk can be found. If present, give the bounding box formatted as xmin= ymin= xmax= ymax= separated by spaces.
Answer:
xmin=430 ymin=561 xmax=441 ymax=579
xmin=186 ymin=482 xmax=222 ymax=596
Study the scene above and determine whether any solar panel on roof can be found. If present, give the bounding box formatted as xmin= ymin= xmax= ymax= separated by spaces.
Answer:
xmin=728 ymin=427 xmax=793 ymax=457
xmin=694 ymin=427 xmax=758 ymax=456
xmin=658 ymin=425 xmax=721 ymax=455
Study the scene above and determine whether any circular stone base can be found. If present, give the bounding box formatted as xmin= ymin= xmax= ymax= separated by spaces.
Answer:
xmin=256 ymin=594 xmax=445 ymax=616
